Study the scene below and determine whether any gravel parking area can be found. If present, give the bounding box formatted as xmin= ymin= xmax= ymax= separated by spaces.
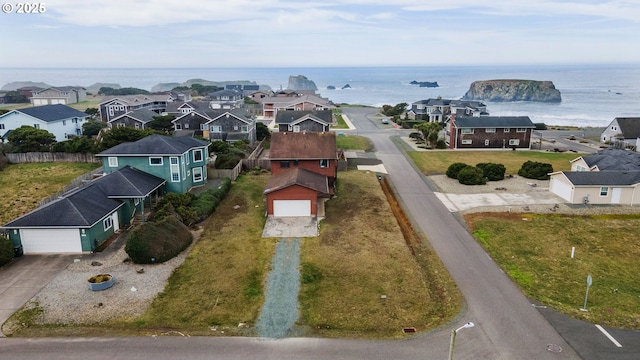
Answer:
xmin=4 ymin=229 xmax=202 ymax=332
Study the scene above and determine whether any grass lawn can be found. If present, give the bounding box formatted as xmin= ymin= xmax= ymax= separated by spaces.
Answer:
xmin=408 ymin=150 xmax=581 ymax=175
xmin=466 ymin=212 xmax=640 ymax=329
xmin=0 ymin=162 xmax=100 ymax=224
xmin=300 ymin=171 xmax=462 ymax=338
xmin=332 ymin=114 xmax=350 ymax=129
xmin=128 ymin=173 xmax=275 ymax=335
xmin=336 ymin=135 xmax=374 ymax=151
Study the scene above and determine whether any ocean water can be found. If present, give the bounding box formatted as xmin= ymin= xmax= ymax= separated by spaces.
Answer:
xmin=1 ymin=64 xmax=639 ymax=128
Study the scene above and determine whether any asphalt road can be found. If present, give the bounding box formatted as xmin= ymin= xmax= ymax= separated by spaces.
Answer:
xmin=345 ymin=107 xmax=579 ymax=359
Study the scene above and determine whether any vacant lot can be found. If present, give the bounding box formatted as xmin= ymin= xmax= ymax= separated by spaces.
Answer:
xmin=408 ymin=150 xmax=580 ymax=175
xmin=0 ymin=162 xmax=100 ymax=224
xmin=466 ymin=212 xmax=640 ymax=329
xmin=336 ymin=134 xmax=374 ymax=151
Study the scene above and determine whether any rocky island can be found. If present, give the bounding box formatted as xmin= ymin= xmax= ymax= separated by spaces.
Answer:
xmin=410 ymin=80 xmax=439 ymax=88
xmin=463 ymin=79 xmax=561 ymax=102
xmin=288 ymin=75 xmax=318 ymax=91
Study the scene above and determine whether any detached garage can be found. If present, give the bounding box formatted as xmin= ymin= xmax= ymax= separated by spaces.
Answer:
xmin=264 ymin=168 xmax=330 ymax=217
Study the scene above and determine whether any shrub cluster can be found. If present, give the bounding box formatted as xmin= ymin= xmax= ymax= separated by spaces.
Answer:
xmin=124 ymin=215 xmax=192 ymax=264
xmin=446 ymin=162 xmax=506 ymax=185
xmin=0 ymin=237 xmax=14 ymax=266
xmin=518 ymin=161 xmax=553 ymax=180
xmin=154 ymin=178 xmax=232 ymax=226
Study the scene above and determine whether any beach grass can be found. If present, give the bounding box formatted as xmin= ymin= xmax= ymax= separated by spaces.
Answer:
xmin=465 ymin=212 xmax=640 ymax=329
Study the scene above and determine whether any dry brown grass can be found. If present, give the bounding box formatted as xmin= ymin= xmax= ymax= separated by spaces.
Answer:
xmin=0 ymin=162 xmax=100 ymax=224
xmin=299 ymin=171 xmax=462 ymax=338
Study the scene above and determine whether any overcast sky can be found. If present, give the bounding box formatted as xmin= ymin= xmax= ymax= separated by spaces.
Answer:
xmin=2 ymin=0 xmax=639 ymax=68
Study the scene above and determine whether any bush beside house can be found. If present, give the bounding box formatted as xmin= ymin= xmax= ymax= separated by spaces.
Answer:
xmin=518 ymin=161 xmax=553 ymax=180
xmin=124 ymin=216 xmax=192 ymax=264
xmin=0 ymin=237 xmax=14 ymax=266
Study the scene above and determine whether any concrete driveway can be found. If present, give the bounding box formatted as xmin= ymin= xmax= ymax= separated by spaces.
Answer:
xmin=435 ymin=191 xmax=565 ymax=212
xmin=262 ymin=216 xmax=318 ymax=238
xmin=0 ymin=254 xmax=76 ymax=336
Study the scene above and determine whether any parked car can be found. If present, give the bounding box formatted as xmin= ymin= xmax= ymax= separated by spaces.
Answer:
xmin=381 ymin=118 xmax=389 ymax=124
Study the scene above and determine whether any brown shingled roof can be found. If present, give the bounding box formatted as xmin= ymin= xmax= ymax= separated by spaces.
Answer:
xmin=269 ymin=132 xmax=337 ymax=160
xmin=264 ymin=167 xmax=329 ymax=195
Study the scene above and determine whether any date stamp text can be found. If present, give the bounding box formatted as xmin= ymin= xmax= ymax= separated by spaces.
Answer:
xmin=2 ymin=3 xmax=46 ymax=14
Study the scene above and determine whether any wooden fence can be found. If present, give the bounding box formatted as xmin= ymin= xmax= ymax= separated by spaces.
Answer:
xmin=7 ymin=152 xmax=100 ymax=164
xmin=208 ymin=161 xmax=243 ymax=181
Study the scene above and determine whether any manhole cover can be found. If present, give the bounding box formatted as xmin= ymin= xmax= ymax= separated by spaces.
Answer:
xmin=547 ymin=344 xmax=563 ymax=353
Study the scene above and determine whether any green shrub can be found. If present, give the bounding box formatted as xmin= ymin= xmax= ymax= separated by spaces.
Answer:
xmin=435 ymin=139 xmax=447 ymax=149
xmin=518 ymin=160 xmax=553 ymax=180
xmin=125 ymin=215 xmax=192 ymax=264
xmin=457 ymin=166 xmax=487 ymax=185
xmin=476 ymin=162 xmax=506 ymax=181
xmin=446 ymin=162 xmax=469 ymax=179
xmin=0 ymin=237 xmax=14 ymax=266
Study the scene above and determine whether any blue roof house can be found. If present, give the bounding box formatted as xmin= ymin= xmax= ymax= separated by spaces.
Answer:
xmin=2 ymin=166 xmax=166 ymax=254
xmin=96 ymin=134 xmax=210 ymax=194
xmin=0 ymin=104 xmax=89 ymax=141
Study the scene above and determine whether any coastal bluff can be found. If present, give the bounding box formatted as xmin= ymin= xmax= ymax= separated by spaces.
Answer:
xmin=288 ymin=75 xmax=318 ymax=91
xmin=463 ymin=79 xmax=561 ymax=102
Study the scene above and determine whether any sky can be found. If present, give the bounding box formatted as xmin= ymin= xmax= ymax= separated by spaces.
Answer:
xmin=1 ymin=0 xmax=639 ymax=68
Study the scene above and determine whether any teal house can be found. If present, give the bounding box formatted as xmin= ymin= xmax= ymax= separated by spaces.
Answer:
xmin=2 ymin=166 xmax=165 ymax=254
xmin=96 ymin=134 xmax=210 ymax=194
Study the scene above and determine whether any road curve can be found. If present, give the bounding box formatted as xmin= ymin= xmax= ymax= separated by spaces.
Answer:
xmin=343 ymin=107 xmax=580 ymax=359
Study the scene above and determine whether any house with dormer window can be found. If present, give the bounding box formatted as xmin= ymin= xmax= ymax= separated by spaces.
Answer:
xmin=262 ymin=93 xmax=332 ymax=120
xmin=108 ymin=108 xmax=158 ymax=130
xmin=96 ymin=134 xmax=209 ymax=194
xmin=208 ymin=89 xmax=244 ymax=109
xmin=99 ymin=94 xmax=175 ymax=122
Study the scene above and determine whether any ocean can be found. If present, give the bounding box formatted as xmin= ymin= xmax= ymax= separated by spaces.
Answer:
xmin=1 ymin=64 xmax=639 ymax=128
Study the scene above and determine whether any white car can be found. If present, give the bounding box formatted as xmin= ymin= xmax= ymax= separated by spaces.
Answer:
xmin=381 ymin=119 xmax=389 ymax=124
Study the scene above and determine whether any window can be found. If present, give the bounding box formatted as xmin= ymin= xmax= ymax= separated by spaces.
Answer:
xmin=241 ymin=126 xmax=248 ymax=132
xmin=233 ymin=125 xmax=239 ymax=131
xmin=193 ymin=167 xmax=203 ymax=182
xmin=509 ymin=139 xmax=520 ymax=146
xmin=576 ymin=165 xmax=587 ymax=171
xmin=135 ymin=123 xmax=140 ymax=129
xmin=33 ymin=124 xmax=40 ymax=129
xmin=0 ymin=124 xmax=4 ymax=130
xmin=117 ymin=123 xmax=125 ymax=127
xmin=320 ymin=159 xmax=329 ymax=168
xmin=280 ymin=161 xmax=290 ymax=168
xmin=211 ymin=125 xmax=222 ymax=132
xmin=485 ymin=139 xmax=490 ymax=146
xmin=134 ymin=198 xmax=140 ymax=205
xmin=108 ymin=157 xmax=118 ymax=167
xmin=600 ymin=187 xmax=609 ymax=196
xmin=461 ymin=139 xmax=472 ymax=145
xmin=103 ymin=216 xmax=113 ymax=231
xmin=193 ymin=149 xmax=203 ymax=162
xmin=63 ymin=120 xmax=67 ymax=126
xmin=200 ymin=124 xmax=207 ymax=130
xmin=293 ymin=125 xmax=301 ymax=132
xmin=485 ymin=128 xmax=496 ymax=133
xmin=108 ymin=107 xmax=114 ymax=116
xmin=516 ymin=128 xmax=527 ymax=133
xmin=170 ymin=157 xmax=180 ymax=182
xmin=184 ymin=123 xmax=189 ymax=129
xmin=175 ymin=124 xmax=182 ymax=130
xmin=503 ymin=128 xmax=511 ymax=132
xmin=182 ymin=155 xmax=186 ymax=179
xmin=149 ymin=157 xmax=163 ymax=166
xmin=461 ymin=128 xmax=474 ymax=134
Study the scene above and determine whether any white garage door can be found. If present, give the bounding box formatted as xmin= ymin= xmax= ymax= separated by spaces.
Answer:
xmin=33 ymin=99 xmax=48 ymax=105
xmin=51 ymin=99 xmax=66 ymax=104
xmin=273 ymin=200 xmax=311 ymax=217
xmin=550 ymin=178 xmax=573 ymax=202
xmin=20 ymin=229 xmax=82 ymax=253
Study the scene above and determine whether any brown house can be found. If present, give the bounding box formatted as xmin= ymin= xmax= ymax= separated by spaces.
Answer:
xmin=265 ymin=131 xmax=337 ymax=217
xmin=449 ymin=116 xmax=535 ymax=149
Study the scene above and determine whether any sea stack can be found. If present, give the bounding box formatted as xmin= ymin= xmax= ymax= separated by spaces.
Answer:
xmin=287 ymin=75 xmax=318 ymax=91
xmin=463 ymin=79 xmax=561 ymax=102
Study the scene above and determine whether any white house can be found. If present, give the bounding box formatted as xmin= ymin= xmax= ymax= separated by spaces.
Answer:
xmin=0 ymin=104 xmax=89 ymax=141
xmin=600 ymin=117 xmax=640 ymax=149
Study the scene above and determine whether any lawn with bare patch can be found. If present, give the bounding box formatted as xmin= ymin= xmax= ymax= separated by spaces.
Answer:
xmin=466 ymin=212 xmax=640 ymax=329
xmin=0 ymin=162 xmax=100 ymax=224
